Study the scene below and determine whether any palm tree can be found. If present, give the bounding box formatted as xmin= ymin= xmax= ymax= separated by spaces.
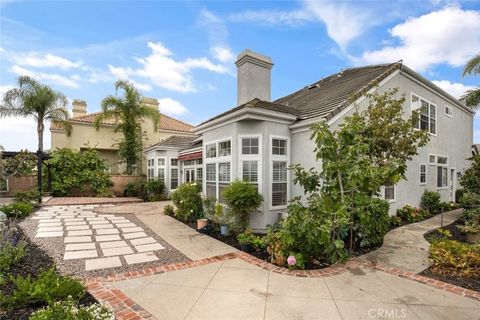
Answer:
xmin=0 ymin=76 xmax=71 ymax=202
xmin=96 ymin=80 xmax=160 ymax=175
xmin=462 ymin=53 xmax=480 ymax=109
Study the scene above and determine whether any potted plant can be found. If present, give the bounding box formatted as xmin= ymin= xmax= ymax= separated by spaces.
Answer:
xmin=197 ymin=212 xmax=208 ymax=230
xmin=459 ymin=223 xmax=480 ymax=243
xmin=213 ymin=203 xmax=230 ymax=235
xmin=237 ymin=228 xmax=254 ymax=252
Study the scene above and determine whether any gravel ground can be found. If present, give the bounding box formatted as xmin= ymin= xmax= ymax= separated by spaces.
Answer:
xmin=19 ymin=207 xmax=190 ymax=279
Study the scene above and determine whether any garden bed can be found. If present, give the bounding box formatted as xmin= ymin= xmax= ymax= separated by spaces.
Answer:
xmin=0 ymin=223 xmax=98 ymax=320
xmin=421 ymin=220 xmax=480 ymax=292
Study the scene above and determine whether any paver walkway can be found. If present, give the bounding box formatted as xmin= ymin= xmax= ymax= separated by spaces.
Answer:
xmin=45 ymin=197 xmax=142 ymax=206
xmin=358 ymin=209 xmax=463 ymax=273
xmin=32 ymin=204 xmax=165 ymax=271
xmin=97 ymin=201 xmax=238 ymax=260
xmin=95 ymin=204 xmax=479 ymax=320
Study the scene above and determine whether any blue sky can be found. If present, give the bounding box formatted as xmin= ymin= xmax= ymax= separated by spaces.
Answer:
xmin=0 ymin=0 xmax=479 ymax=151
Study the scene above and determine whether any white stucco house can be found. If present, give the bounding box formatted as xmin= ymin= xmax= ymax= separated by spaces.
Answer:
xmin=145 ymin=49 xmax=475 ymax=231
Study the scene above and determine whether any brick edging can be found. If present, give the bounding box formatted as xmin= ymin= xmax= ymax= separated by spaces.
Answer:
xmin=360 ymin=261 xmax=480 ymax=302
xmin=85 ymin=252 xmax=480 ymax=319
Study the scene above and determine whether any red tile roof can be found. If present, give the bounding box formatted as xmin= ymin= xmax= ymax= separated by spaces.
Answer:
xmin=51 ymin=112 xmax=193 ymax=133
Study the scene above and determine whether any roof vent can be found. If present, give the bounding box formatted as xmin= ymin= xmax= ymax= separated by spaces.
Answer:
xmin=308 ymin=84 xmax=320 ymax=90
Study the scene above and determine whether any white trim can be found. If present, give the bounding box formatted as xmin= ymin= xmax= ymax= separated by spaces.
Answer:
xmin=202 ymin=137 xmax=233 ymax=201
xmin=194 ymin=108 xmax=297 ymax=134
xmin=428 ymin=154 xmax=436 ymax=165
xmin=419 ymin=163 xmax=427 ymax=185
xmin=204 ymin=137 xmax=233 ymax=163
xmin=238 ymin=134 xmax=263 ymax=195
xmin=444 ymin=105 xmax=453 ymax=118
xmin=269 ymin=135 xmax=290 ymax=210
xmin=381 ymin=185 xmax=396 ymax=203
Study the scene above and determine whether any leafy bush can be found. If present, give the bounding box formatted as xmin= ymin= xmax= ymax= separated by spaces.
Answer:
xmin=211 ymin=203 xmax=230 ymax=225
xmin=0 ymin=223 xmax=26 ymax=276
xmin=421 ymin=190 xmax=441 ymax=214
xmin=455 ymin=189 xmax=466 ymax=203
xmin=429 ymin=239 xmax=480 ymax=277
xmin=144 ymin=179 xmax=165 ymax=201
xmin=0 ymin=267 xmax=85 ymax=311
xmin=354 ymin=198 xmax=390 ymax=247
xmin=124 ymin=179 xmax=146 ymax=197
xmin=47 ymin=148 xmax=112 ymax=196
xmin=221 ymin=180 xmax=263 ymax=231
xmin=171 ymin=183 xmax=203 ymax=222
xmin=30 ymin=298 xmax=114 ymax=320
xmin=237 ymin=228 xmax=264 ymax=249
xmin=390 ymin=215 xmax=402 ymax=227
xmin=459 ymin=154 xmax=480 ymax=194
xmin=459 ymin=208 xmax=480 ymax=234
xmin=202 ymin=197 xmax=216 ymax=220
xmin=0 ymin=202 xmax=34 ymax=218
xmin=460 ymin=192 xmax=480 ymax=209
xmin=14 ymin=190 xmax=40 ymax=205
xmin=396 ymin=205 xmax=429 ymax=223
xmin=163 ymin=204 xmax=175 ymax=217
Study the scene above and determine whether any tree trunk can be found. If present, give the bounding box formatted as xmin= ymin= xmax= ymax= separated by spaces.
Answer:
xmin=37 ymin=120 xmax=44 ymax=203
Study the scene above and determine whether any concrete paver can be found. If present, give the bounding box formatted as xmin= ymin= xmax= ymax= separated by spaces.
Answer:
xmin=64 ymin=249 xmax=98 ymax=260
xmin=102 ymin=246 xmax=134 ymax=256
xmin=85 ymin=256 xmax=122 ymax=271
xmin=124 ymin=252 xmax=159 ymax=265
xmin=134 ymin=243 xmax=164 ymax=252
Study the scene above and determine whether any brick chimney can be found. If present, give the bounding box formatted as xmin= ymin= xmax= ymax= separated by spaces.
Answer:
xmin=72 ymin=99 xmax=87 ymax=118
xmin=235 ymin=49 xmax=273 ymax=106
xmin=142 ymin=97 xmax=159 ymax=110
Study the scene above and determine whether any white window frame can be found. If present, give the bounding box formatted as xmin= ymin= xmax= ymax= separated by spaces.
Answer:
xmin=203 ymin=137 xmax=233 ymax=201
xmin=428 ymin=154 xmax=436 ymax=165
xmin=147 ymin=157 xmax=155 ymax=180
xmin=241 ymin=136 xmax=260 ymax=155
xmin=419 ymin=163 xmax=427 ymax=185
xmin=411 ymin=92 xmax=437 ymax=136
xmin=157 ymin=157 xmax=166 ymax=166
xmin=444 ymin=105 xmax=453 ymax=118
xmin=156 ymin=157 xmax=166 ymax=181
xmin=270 ymin=135 xmax=290 ymax=210
xmin=382 ymin=185 xmax=396 ymax=203
xmin=436 ymin=155 xmax=449 ymax=189
xmin=170 ymin=167 xmax=179 ymax=191
xmin=238 ymin=134 xmax=263 ymax=191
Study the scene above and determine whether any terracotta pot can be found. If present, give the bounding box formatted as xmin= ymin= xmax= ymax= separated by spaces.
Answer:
xmin=466 ymin=231 xmax=480 ymax=244
xmin=197 ymin=218 xmax=208 ymax=230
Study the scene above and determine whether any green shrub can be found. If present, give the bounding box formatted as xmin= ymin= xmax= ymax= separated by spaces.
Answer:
xmin=390 ymin=215 xmax=402 ymax=227
xmin=455 ymin=189 xmax=466 ymax=203
xmin=0 ymin=224 xmax=26 ymax=276
xmin=221 ymin=180 xmax=263 ymax=231
xmin=354 ymin=198 xmax=390 ymax=247
xmin=0 ymin=202 xmax=34 ymax=218
xmin=163 ymin=204 xmax=175 ymax=217
xmin=30 ymin=298 xmax=114 ymax=320
xmin=459 ymin=154 xmax=480 ymax=194
xmin=460 ymin=192 xmax=480 ymax=209
xmin=47 ymin=148 xmax=112 ymax=196
xmin=421 ymin=190 xmax=441 ymax=214
xmin=145 ymin=179 xmax=165 ymax=201
xmin=14 ymin=190 xmax=40 ymax=205
xmin=396 ymin=205 xmax=428 ymax=223
xmin=171 ymin=183 xmax=203 ymax=222
xmin=202 ymin=197 xmax=216 ymax=220
xmin=0 ymin=267 xmax=85 ymax=311
xmin=429 ymin=239 xmax=480 ymax=277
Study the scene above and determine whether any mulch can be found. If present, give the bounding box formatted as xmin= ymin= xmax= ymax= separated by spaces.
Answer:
xmin=421 ymin=219 xmax=480 ymax=292
xmin=0 ymin=224 xmax=97 ymax=320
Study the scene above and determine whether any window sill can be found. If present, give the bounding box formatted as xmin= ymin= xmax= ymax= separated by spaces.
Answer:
xmin=270 ymin=205 xmax=288 ymax=210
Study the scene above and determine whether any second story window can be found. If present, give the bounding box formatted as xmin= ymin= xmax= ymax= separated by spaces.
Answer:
xmin=206 ymin=144 xmax=216 ymax=158
xmin=412 ymin=94 xmax=436 ymax=135
xmin=242 ymin=138 xmax=259 ymax=155
xmin=218 ymin=141 xmax=231 ymax=157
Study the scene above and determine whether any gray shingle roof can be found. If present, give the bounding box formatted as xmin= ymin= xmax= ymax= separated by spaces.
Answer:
xmin=148 ymin=135 xmax=198 ymax=150
xmin=275 ymin=62 xmax=402 ymax=120
xmin=196 ymin=62 xmax=402 ymax=128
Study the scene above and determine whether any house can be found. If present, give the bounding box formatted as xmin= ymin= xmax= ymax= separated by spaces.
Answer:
xmin=50 ymin=98 xmax=195 ymax=175
xmin=145 ymin=49 xmax=474 ymax=231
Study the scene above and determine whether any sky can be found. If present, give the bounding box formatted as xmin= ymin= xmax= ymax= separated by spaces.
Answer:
xmin=0 ymin=0 xmax=479 ymax=151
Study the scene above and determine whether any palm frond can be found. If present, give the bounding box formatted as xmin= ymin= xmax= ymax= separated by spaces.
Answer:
xmin=461 ymin=88 xmax=480 ymax=109
xmin=463 ymin=54 xmax=480 ymax=77
xmin=139 ymin=104 xmax=161 ymax=131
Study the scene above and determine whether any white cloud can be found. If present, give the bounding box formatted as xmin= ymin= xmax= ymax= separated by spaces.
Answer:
xmin=9 ymin=65 xmax=80 ymax=88
xmin=432 ymin=80 xmax=475 ymax=99
xmin=13 ymin=52 xmax=82 ymax=70
xmin=108 ymin=65 xmax=152 ymax=91
xmin=0 ymin=84 xmax=14 ymax=98
xmin=0 ymin=116 xmax=49 ymax=151
xmin=229 ymin=8 xmax=312 ymax=26
xmin=158 ymin=98 xmax=189 ymax=116
xmin=356 ymin=6 xmax=480 ymax=71
xmin=210 ymin=46 xmax=234 ymax=63
xmin=109 ymin=42 xmax=228 ymax=93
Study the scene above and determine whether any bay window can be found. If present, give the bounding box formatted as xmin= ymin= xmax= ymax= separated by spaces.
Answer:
xmin=206 ymin=164 xmax=216 ymax=199
xmin=242 ymin=161 xmax=258 ymax=186
xmin=219 ymin=141 xmax=231 ymax=157
xmin=170 ymin=168 xmax=178 ymax=190
xmin=272 ymin=161 xmax=287 ymax=207
xmin=242 ymin=138 xmax=259 ymax=155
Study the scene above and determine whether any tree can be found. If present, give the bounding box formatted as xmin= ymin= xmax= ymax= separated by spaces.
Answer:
xmin=462 ymin=53 xmax=480 ymax=109
xmin=460 ymin=154 xmax=480 ymax=194
xmin=96 ymin=80 xmax=160 ymax=174
xmin=0 ymin=76 xmax=71 ymax=202
xmin=283 ymin=88 xmax=430 ymax=263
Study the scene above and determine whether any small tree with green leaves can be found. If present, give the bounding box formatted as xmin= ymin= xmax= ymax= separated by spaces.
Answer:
xmin=462 ymin=53 xmax=480 ymax=109
xmin=96 ymin=80 xmax=161 ymax=174
xmin=460 ymin=154 xmax=480 ymax=195
xmin=271 ymin=88 xmax=429 ymax=265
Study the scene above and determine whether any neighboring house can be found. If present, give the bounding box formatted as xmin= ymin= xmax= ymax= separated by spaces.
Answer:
xmin=146 ymin=49 xmax=474 ymax=231
xmin=50 ymin=98 xmax=195 ymax=175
